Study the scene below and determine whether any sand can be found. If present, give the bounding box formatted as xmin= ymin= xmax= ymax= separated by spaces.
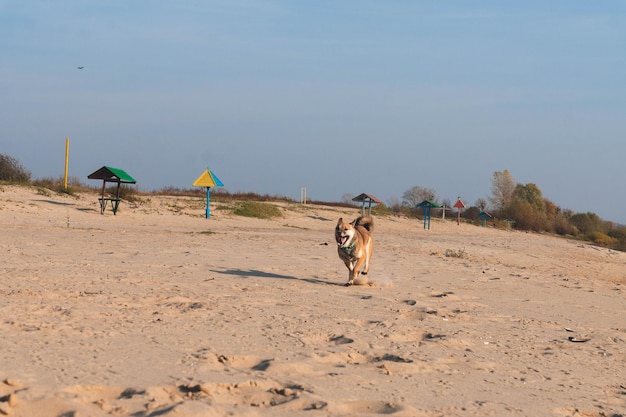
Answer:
xmin=0 ymin=185 xmax=624 ymax=417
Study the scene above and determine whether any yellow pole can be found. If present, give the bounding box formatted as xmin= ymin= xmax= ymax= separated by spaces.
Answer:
xmin=63 ymin=138 xmax=69 ymax=191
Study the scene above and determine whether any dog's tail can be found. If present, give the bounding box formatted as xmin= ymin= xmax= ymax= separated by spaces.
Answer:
xmin=355 ymin=215 xmax=374 ymax=233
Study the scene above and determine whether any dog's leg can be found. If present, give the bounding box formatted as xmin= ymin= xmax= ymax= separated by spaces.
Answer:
xmin=362 ymin=251 xmax=370 ymax=275
xmin=342 ymin=258 xmax=355 ymax=285
xmin=362 ymin=240 xmax=373 ymax=275
xmin=347 ymin=257 xmax=365 ymax=285
xmin=343 ymin=259 xmax=353 ymax=273
xmin=346 ymin=266 xmax=356 ymax=286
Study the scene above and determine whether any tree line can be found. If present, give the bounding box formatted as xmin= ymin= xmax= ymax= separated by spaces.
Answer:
xmin=392 ymin=169 xmax=625 ymax=251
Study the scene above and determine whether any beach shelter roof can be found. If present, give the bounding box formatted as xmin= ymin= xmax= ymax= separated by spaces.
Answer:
xmin=453 ymin=198 xmax=466 ymax=209
xmin=87 ymin=166 xmax=136 ymax=184
xmin=416 ymin=200 xmax=441 ymax=208
xmin=352 ymin=193 xmax=383 ymax=205
xmin=352 ymin=193 xmax=382 ymax=215
xmin=193 ymin=168 xmax=224 ymax=187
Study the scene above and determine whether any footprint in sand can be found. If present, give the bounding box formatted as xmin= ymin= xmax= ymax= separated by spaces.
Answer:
xmin=295 ymin=332 xmax=355 ymax=347
xmin=181 ymin=380 xmax=307 ymax=409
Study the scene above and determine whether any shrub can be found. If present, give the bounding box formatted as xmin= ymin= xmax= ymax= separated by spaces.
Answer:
xmin=0 ymin=154 xmax=31 ymax=183
xmin=444 ymin=248 xmax=466 ymax=258
xmin=371 ymin=204 xmax=391 ymax=216
xmin=569 ymin=212 xmax=605 ymax=235
xmin=463 ymin=206 xmax=481 ymax=221
xmin=502 ymin=200 xmax=547 ymax=232
xmin=586 ymin=231 xmax=617 ymax=246
xmin=608 ymin=226 xmax=626 ymax=241
xmin=233 ymin=201 xmax=282 ymax=219
xmin=106 ymin=184 xmax=139 ymax=201
xmin=552 ymin=214 xmax=575 ymax=235
xmin=32 ymin=176 xmax=94 ymax=195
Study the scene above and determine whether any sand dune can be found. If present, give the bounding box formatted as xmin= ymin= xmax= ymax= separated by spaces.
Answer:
xmin=0 ymin=185 xmax=624 ymax=416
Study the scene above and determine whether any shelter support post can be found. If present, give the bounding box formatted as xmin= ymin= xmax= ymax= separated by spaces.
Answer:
xmin=100 ymin=181 xmax=106 ymax=214
xmin=423 ymin=207 xmax=432 ymax=229
xmin=205 ymin=187 xmax=211 ymax=219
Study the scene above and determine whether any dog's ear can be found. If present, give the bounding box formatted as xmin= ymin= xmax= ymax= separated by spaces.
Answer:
xmin=337 ymin=218 xmax=343 ymax=225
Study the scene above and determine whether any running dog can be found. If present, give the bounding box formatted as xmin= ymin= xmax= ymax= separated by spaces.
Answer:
xmin=335 ymin=216 xmax=374 ymax=286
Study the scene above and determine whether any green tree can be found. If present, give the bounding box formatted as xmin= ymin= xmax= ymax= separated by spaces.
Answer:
xmin=503 ymin=183 xmax=548 ymax=232
xmin=569 ymin=212 xmax=605 ymax=235
xmin=513 ymin=183 xmax=544 ymax=210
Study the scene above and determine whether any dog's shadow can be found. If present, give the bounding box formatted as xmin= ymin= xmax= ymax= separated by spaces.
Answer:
xmin=210 ymin=268 xmax=343 ymax=286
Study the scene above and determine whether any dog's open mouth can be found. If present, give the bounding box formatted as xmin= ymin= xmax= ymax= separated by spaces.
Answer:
xmin=336 ymin=234 xmax=349 ymax=246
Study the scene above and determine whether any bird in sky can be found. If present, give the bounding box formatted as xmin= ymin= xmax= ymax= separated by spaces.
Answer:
xmin=77 ymin=66 xmax=84 ymax=69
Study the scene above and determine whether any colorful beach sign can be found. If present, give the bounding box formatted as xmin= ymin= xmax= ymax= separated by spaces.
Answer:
xmin=453 ymin=198 xmax=466 ymax=225
xmin=193 ymin=167 xmax=224 ymax=218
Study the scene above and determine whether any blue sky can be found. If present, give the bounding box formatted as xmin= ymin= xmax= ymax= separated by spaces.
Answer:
xmin=2 ymin=1 xmax=625 ymax=223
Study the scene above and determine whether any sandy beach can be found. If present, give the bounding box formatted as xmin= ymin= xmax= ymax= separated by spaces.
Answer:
xmin=1 ymin=185 xmax=624 ymax=417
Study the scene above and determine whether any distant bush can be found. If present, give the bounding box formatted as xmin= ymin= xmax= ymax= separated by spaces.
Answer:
xmin=152 ymin=187 xmax=300 ymax=204
xmin=0 ymin=154 xmax=31 ymax=183
xmin=608 ymin=226 xmax=626 ymax=241
xmin=569 ymin=212 xmax=606 ymax=235
xmin=586 ymin=231 xmax=617 ymax=246
xmin=462 ymin=206 xmax=481 ymax=221
xmin=152 ymin=186 xmax=205 ymax=197
xmin=501 ymin=200 xmax=547 ymax=232
xmin=217 ymin=190 xmax=294 ymax=203
xmin=552 ymin=214 xmax=576 ymax=235
xmin=106 ymin=184 xmax=139 ymax=201
xmin=233 ymin=201 xmax=282 ymax=219
xmin=32 ymin=176 xmax=94 ymax=195
xmin=371 ymin=204 xmax=391 ymax=216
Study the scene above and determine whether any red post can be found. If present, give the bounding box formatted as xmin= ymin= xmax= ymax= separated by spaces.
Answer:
xmin=453 ymin=198 xmax=465 ymax=226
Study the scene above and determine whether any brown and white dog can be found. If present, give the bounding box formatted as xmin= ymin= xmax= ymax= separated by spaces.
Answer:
xmin=335 ymin=216 xmax=374 ymax=286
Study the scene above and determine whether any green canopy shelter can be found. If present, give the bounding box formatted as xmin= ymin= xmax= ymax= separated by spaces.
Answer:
xmin=87 ymin=166 xmax=136 ymax=215
xmin=193 ymin=167 xmax=224 ymax=218
xmin=416 ymin=200 xmax=441 ymax=230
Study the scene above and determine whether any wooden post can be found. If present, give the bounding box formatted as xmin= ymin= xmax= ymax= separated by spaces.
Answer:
xmin=63 ymin=138 xmax=69 ymax=191
xmin=100 ymin=180 xmax=106 ymax=214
